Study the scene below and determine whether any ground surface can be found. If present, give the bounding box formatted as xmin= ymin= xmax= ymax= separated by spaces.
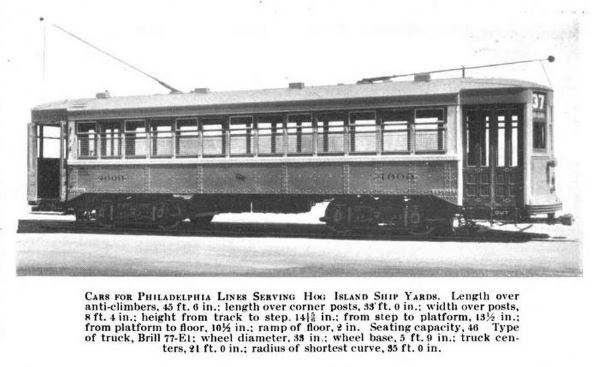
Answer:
xmin=15 ymin=206 xmax=581 ymax=277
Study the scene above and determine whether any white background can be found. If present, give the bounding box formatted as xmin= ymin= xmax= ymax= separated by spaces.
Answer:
xmin=0 ymin=0 xmax=597 ymax=366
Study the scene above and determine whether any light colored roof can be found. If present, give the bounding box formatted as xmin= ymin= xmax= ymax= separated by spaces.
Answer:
xmin=33 ymin=77 xmax=549 ymax=112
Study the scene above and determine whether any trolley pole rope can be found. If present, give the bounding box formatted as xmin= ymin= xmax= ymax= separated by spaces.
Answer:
xmin=357 ymin=56 xmax=555 ymax=84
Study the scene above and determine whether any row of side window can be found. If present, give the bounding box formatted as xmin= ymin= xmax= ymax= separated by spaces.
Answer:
xmin=75 ymin=108 xmax=446 ymax=159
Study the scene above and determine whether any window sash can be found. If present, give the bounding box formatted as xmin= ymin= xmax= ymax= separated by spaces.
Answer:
xmin=533 ymin=121 xmax=546 ymax=150
xmin=99 ymin=131 xmax=122 ymax=158
xmin=381 ymin=111 xmax=411 ymax=153
xmin=76 ymin=123 xmax=98 ymax=158
xmin=176 ymin=119 xmax=199 ymax=157
xmin=414 ymin=108 xmax=445 ymax=152
xmin=150 ymin=122 xmax=173 ymax=157
xmin=316 ymin=116 xmax=345 ymax=154
xmin=350 ymin=112 xmax=377 ymax=153
xmin=125 ymin=120 xmax=147 ymax=157
xmin=287 ymin=115 xmax=313 ymax=155
xmin=257 ymin=118 xmax=284 ymax=155
xmin=201 ymin=121 xmax=225 ymax=156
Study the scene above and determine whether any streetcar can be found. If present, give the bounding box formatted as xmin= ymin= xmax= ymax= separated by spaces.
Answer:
xmin=28 ymin=72 xmax=572 ymax=233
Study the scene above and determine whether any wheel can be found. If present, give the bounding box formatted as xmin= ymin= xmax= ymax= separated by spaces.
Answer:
xmin=191 ymin=214 xmax=214 ymax=227
xmin=406 ymin=206 xmax=434 ymax=236
xmin=96 ymin=201 xmax=115 ymax=228
xmin=155 ymin=201 xmax=183 ymax=230
xmin=432 ymin=213 xmax=455 ymax=236
xmin=324 ymin=202 xmax=348 ymax=231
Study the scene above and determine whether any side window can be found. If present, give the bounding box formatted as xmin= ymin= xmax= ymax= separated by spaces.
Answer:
xmin=414 ymin=108 xmax=445 ymax=152
xmin=257 ymin=116 xmax=284 ymax=155
xmin=125 ymin=120 xmax=147 ymax=158
xmin=99 ymin=121 xmax=122 ymax=158
xmin=465 ymin=111 xmax=477 ymax=166
xmin=532 ymin=91 xmax=547 ymax=152
xmin=230 ymin=116 xmax=254 ymax=156
xmin=316 ymin=112 xmax=346 ymax=154
xmin=510 ymin=113 xmax=520 ymax=167
xmin=381 ymin=110 xmax=410 ymax=153
xmin=465 ymin=111 xmax=490 ymax=167
xmin=201 ymin=118 xmax=225 ymax=156
xmin=149 ymin=120 xmax=173 ymax=157
xmin=77 ymin=122 xmax=97 ymax=159
xmin=349 ymin=112 xmax=376 ymax=153
xmin=496 ymin=111 xmax=521 ymax=167
xmin=287 ymin=114 xmax=313 ymax=155
xmin=533 ymin=121 xmax=546 ymax=150
xmin=71 ymin=109 xmax=453 ymax=160
xmin=38 ymin=125 xmax=62 ymax=159
xmin=497 ymin=114 xmax=506 ymax=167
xmin=176 ymin=118 xmax=199 ymax=157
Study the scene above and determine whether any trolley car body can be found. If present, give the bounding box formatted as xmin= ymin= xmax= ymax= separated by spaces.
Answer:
xmin=28 ymin=77 xmax=565 ymax=230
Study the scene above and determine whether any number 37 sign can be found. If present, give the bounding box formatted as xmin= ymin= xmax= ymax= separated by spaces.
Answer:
xmin=532 ymin=92 xmax=546 ymax=111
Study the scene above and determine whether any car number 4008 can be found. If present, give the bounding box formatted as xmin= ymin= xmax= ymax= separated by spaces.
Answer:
xmin=98 ymin=175 xmax=126 ymax=181
xmin=372 ymin=173 xmax=415 ymax=181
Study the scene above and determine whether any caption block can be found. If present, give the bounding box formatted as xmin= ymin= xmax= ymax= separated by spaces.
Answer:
xmin=83 ymin=290 xmax=520 ymax=354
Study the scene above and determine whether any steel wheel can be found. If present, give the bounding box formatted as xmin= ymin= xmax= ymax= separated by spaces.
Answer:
xmin=155 ymin=201 xmax=183 ymax=230
xmin=95 ymin=201 xmax=116 ymax=227
xmin=324 ymin=202 xmax=349 ymax=231
xmin=406 ymin=206 xmax=434 ymax=236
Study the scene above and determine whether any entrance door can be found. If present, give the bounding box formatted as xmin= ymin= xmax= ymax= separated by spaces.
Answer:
xmin=36 ymin=125 xmax=63 ymax=200
xmin=463 ymin=106 xmax=523 ymax=212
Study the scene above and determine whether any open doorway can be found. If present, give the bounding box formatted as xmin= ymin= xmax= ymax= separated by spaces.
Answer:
xmin=36 ymin=124 xmax=62 ymax=200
